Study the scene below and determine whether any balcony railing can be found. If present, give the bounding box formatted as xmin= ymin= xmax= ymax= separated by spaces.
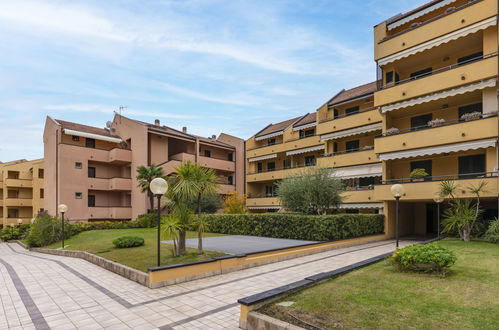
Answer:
xmin=321 ymin=146 xmax=374 ymax=158
xmin=247 ymin=162 xmax=317 ymax=175
xmin=379 ymin=113 xmax=497 ymax=137
xmin=382 ymin=171 xmax=497 ymax=185
xmin=247 ymin=193 xmax=278 ymax=198
xmin=380 ymin=52 xmax=496 ymax=90
xmin=320 ymin=107 xmax=377 ymax=124
xmin=344 ymin=185 xmax=376 ymax=191
xmin=60 ymin=142 xmax=130 ymax=152
xmin=247 ymin=141 xmax=284 ymax=152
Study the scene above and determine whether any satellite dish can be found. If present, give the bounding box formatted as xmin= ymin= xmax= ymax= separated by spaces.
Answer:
xmin=106 ymin=121 xmax=112 ymax=128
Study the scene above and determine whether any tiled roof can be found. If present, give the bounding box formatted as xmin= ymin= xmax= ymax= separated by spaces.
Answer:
xmin=255 ymin=116 xmax=302 ymax=137
xmin=56 ymin=119 xmax=119 ymax=137
xmin=386 ymin=0 xmax=443 ymax=24
xmin=327 ymin=81 xmax=378 ymax=106
xmin=293 ymin=113 xmax=316 ymax=127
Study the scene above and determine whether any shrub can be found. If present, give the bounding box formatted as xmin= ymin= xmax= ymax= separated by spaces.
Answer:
xmin=484 ymin=218 xmax=499 ymax=244
xmin=134 ymin=213 xmax=157 ymax=228
xmin=25 ymin=215 xmax=70 ymax=248
xmin=0 ymin=224 xmax=30 ymax=241
xmin=389 ymin=243 xmax=457 ymax=275
xmin=112 ymin=236 xmax=145 ymax=248
xmin=202 ymin=213 xmax=384 ymax=241
xmin=224 ymin=193 xmax=248 ymax=214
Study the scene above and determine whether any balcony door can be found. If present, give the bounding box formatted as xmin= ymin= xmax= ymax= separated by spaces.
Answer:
xmin=411 ymin=114 xmax=432 ymax=131
xmin=345 ymin=140 xmax=359 ymax=153
xmin=85 ymin=138 xmax=96 ymax=148
xmin=458 ymin=154 xmax=485 ymax=179
xmin=88 ymin=195 xmax=96 ymax=207
xmin=410 ymin=160 xmax=432 ymax=180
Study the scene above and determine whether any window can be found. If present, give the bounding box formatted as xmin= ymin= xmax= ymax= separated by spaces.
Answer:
xmin=267 ymin=162 xmax=276 ymax=172
xmin=204 ymin=150 xmax=211 ymax=157
xmin=345 ymin=140 xmax=360 ymax=153
xmin=345 ymin=209 xmax=360 ymax=214
xmin=257 ymin=162 xmax=263 ymax=173
xmin=265 ymin=185 xmax=277 ymax=197
xmin=333 ymin=142 xmax=338 ymax=153
xmin=458 ymin=52 xmax=483 ymax=66
xmin=38 ymin=169 xmax=44 ymax=178
xmin=88 ymin=195 xmax=95 ymax=207
xmin=75 ymin=162 xmax=83 ymax=169
xmin=345 ymin=106 xmax=360 ymax=116
xmin=304 ymin=156 xmax=316 ymax=166
xmin=459 ymin=103 xmax=483 ymax=120
xmin=85 ymin=138 xmax=95 ymax=148
xmin=227 ymin=176 xmax=233 ymax=185
xmin=299 ymin=129 xmax=315 ymax=139
xmin=75 ymin=192 xmax=83 ymax=199
xmin=283 ymin=158 xmax=291 ymax=169
xmin=228 ymin=153 xmax=233 ymax=161
xmin=459 ymin=154 xmax=485 ymax=179
xmin=268 ymin=138 xmax=276 ymax=146
xmin=410 ymin=113 xmax=432 ymax=131
xmin=88 ymin=167 xmax=96 ymax=178
xmin=8 ymin=209 xmax=19 ymax=218
xmin=333 ymin=109 xmax=339 ymax=119
xmin=410 ymin=67 xmax=432 ymax=80
xmin=386 ymin=71 xmax=394 ymax=84
xmin=72 ymin=135 xmax=80 ymax=142
xmin=359 ymin=177 xmax=376 ymax=187
xmin=40 ymin=189 xmax=44 ymax=199
xmin=410 ymin=160 xmax=432 ymax=179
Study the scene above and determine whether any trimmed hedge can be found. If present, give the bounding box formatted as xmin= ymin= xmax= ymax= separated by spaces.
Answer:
xmin=389 ymin=242 xmax=457 ymax=275
xmin=202 ymin=213 xmax=384 ymax=241
xmin=112 ymin=236 xmax=145 ymax=248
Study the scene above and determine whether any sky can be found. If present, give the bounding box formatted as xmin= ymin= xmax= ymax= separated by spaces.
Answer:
xmin=0 ymin=0 xmax=428 ymax=161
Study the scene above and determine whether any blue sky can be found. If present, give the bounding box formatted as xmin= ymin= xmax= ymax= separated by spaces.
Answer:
xmin=0 ymin=0 xmax=428 ymax=161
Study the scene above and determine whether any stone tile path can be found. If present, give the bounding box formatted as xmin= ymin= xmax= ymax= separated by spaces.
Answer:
xmin=0 ymin=239 xmax=414 ymax=329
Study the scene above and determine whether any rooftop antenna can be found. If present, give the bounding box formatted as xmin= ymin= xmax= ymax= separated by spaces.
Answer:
xmin=118 ymin=105 xmax=127 ymax=123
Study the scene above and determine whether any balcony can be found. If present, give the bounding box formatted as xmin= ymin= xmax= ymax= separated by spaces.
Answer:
xmin=247 ymin=163 xmax=316 ymax=182
xmin=375 ymin=54 xmax=498 ymax=107
xmin=158 ymin=153 xmax=195 ymax=175
xmin=109 ymin=148 xmax=132 ymax=164
xmin=5 ymin=179 xmax=32 ymax=188
xmin=375 ymin=0 xmax=497 ymax=61
xmin=199 ymin=155 xmax=235 ymax=172
xmin=247 ymin=135 xmax=322 ymax=159
xmin=374 ymin=172 xmax=498 ymax=201
xmin=246 ymin=196 xmax=281 ymax=208
xmin=375 ymin=115 xmax=498 ymax=155
xmin=341 ymin=188 xmax=376 ymax=204
xmin=87 ymin=207 xmax=132 ymax=220
xmin=60 ymin=144 xmax=132 ymax=164
xmin=88 ymin=177 xmax=132 ymax=191
xmin=317 ymin=108 xmax=382 ymax=135
xmin=317 ymin=147 xmax=378 ymax=168
xmin=4 ymin=198 xmax=32 ymax=207
xmin=217 ymin=184 xmax=237 ymax=195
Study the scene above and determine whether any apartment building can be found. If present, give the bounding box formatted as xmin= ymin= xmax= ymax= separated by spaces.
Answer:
xmin=0 ymin=159 xmax=44 ymax=227
xmin=373 ymin=0 xmax=499 ymax=237
xmin=43 ymin=113 xmax=244 ymax=222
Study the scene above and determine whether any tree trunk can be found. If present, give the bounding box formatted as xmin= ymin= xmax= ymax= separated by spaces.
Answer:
xmin=197 ymin=193 xmax=203 ymax=254
xmin=173 ymin=239 xmax=177 ymax=257
xmin=178 ymin=230 xmax=187 ymax=255
xmin=462 ymin=228 xmax=471 ymax=242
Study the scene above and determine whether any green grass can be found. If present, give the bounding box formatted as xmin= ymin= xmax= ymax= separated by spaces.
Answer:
xmin=45 ymin=228 xmax=227 ymax=272
xmin=260 ymin=240 xmax=499 ymax=330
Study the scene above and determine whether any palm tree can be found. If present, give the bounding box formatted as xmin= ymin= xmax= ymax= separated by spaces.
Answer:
xmin=136 ymin=165 xmax=166 ymax=211
xmin=161 ymin=215 xmax=182 ymax=257
xmin=192 ymin=167 xmax=217 ymax=254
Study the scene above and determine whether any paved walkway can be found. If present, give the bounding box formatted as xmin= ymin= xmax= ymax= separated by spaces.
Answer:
xmin=162 ymin=235 xmax=318 ymax=254
xmin=0 ymin=239 xmax=414 ymax=330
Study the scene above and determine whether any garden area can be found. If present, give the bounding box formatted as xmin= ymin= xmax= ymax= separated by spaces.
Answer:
xmin=260 ymin=239 xmax=499 ymax=329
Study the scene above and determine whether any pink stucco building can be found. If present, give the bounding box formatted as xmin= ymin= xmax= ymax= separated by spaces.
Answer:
xmin=43 ymin=113 xmax=244 ymax=222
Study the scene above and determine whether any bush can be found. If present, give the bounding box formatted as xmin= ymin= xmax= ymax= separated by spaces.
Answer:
xmin=224 ymin=193 xmax=247 ymax=214
xmin=0 ymin=224 xmax=30 ymax=241
xmin=112 ymin=236 xmax=145 ymax=248
xmin=484 ymin=218 xmax=499 ymax=244
xmin=389 ymin=243 xmax=457 ymax=274
xmin=134 ymin=213 xmax=157 ymax=228
xmin=202 ymin=213 xmax=384 ymax=241
xmin=25 ymin=215 xmax=70 ymax=248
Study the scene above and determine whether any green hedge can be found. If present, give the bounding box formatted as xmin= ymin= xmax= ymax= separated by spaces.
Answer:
xmin=202 ymin=213 xmax=384 ymax=241
xmin=112 ymin=236 xmax=145 ymax=248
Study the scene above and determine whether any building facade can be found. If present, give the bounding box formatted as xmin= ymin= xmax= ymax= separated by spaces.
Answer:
xmin=0 ymin=159 xmax=44 ymax=226
xmin=43 ymin=114 xmax=244 ymax=222
xmin=246 ymin=0 xmax=499 ymax=238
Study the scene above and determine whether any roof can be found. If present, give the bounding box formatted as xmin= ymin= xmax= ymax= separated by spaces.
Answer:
xmin=293 ymin=113 xmax=316 ymax=128
xmin=255 ymin=116 xmax=302 ymax=137
xmin=55 ymin=119 xmax=119 ymax=138
xmin=386 ymin=0 xmax=444 ymax=25
xmin=327 ymin=81 xmax=378 ymax=106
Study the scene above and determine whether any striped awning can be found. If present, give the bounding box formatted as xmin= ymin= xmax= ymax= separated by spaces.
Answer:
xmin=379 ymin=17 xmax=497 ymax=66
xmin=335 ymin=163 xmax=382 ymax=179
xmin=379 ymin=138 xmax=497 ymax=161
xmin=248 ymin=154 xmax=277 ymax=162
xmin=286 ymin=145 xmax=325 ymax=156
xmin=387 ymin=0 xmax=457 ymax=30
xmin=247 ymin=206 xmax=281 ymax=210
xmin=381 ymin=79 xmax=497 ymax=113
xmin=339 ymin=203 xmax=384 ymax=209
xmin=63 ymin=129 xmax=122 ymax=143
xmin=293 ymin=122 xmax=317 ymax=131
xmin=321 ymin=123 xmax=382 ymax=141
xmin=255 ymin=131 xmax=283 ymax=141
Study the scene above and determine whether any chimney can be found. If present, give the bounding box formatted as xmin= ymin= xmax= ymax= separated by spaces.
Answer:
xmin=182 ymin=127 xmax=187 ymax=133
xmin=154 ymin=119 xmax=160 ymax=126
xmin=211 ymin=135 xmax=216 ymax=139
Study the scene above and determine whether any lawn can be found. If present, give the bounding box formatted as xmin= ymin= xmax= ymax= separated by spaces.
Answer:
xmin=260 ymin=240 xmax=499 ymax=330
xmin=45 ymin=228 xmax=227 ymax=272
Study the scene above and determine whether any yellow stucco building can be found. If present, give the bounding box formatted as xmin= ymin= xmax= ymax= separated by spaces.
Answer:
xmin=246 ymin=0 xmax=499 ymax=238
xmin=0 ymin=159 xmax=44 ymax=226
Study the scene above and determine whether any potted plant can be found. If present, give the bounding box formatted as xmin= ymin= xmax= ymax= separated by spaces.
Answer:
xmin=427 ymin=118 xmax=445 ymax=128
xmin=410 ymin=168 xmax=429 ymax=182
xmin=460 ymin=111 xmax=481 ymax=122
xmin=385 ymin=127 xmax=400 ymax=136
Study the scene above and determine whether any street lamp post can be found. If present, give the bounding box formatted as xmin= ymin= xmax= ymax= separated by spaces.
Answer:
xmin=58 ymin=204 xmax=68 ymax=249
xmin=433 ymin=194 xmax=444 ymax=239
xmin=149 ymin=178 xmax=168 ymax=267
xmin=390 ymin=184 xmax=405 ymax=249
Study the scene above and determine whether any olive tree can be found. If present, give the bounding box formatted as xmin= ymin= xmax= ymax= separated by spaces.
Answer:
xmin=277 ymin=167 xmax=343 ymax=215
